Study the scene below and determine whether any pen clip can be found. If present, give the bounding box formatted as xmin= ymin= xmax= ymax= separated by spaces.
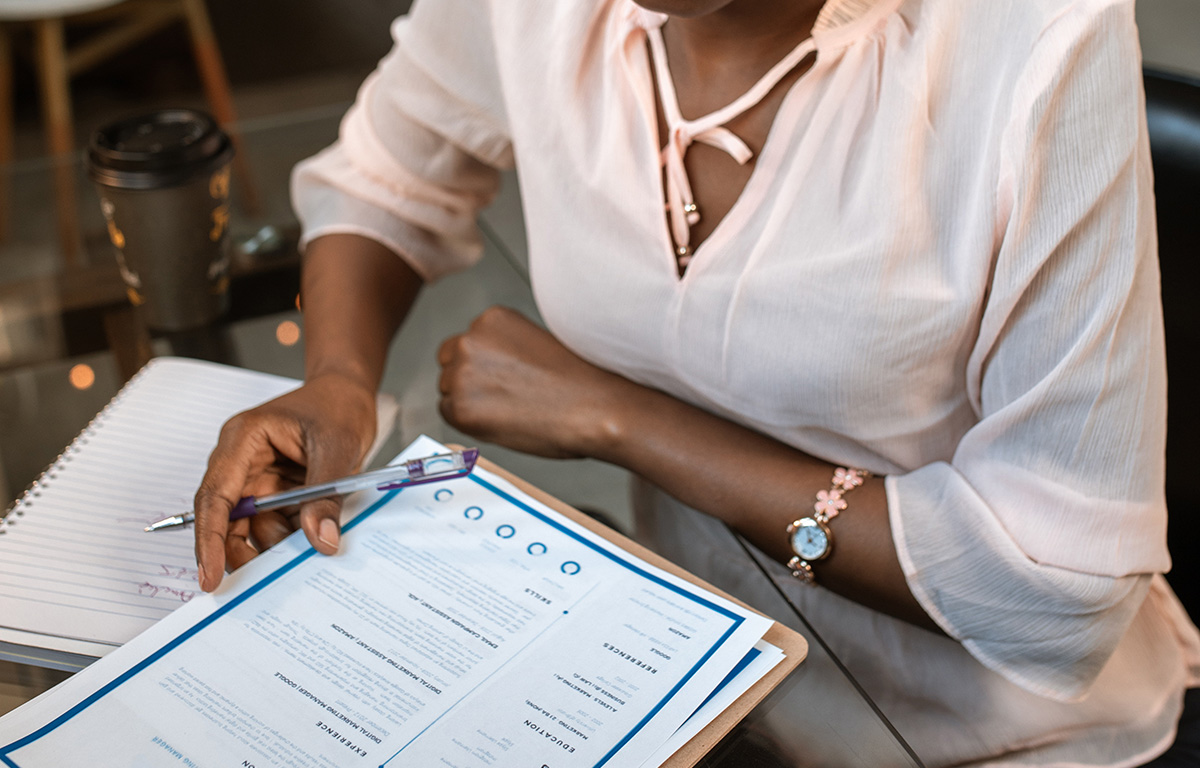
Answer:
xmin=376 ymin=448 xmax=479 ymax=490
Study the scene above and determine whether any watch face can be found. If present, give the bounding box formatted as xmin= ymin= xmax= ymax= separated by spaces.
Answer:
xmin=789 ymin=518 xmax=830 ymax=561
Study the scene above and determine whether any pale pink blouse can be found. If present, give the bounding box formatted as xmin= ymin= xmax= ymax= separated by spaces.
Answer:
xmin=291 ymin=0 xmax=1200 ymax=764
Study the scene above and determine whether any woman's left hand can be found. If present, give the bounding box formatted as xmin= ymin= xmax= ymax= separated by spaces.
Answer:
xmin=437 ymin=306 xmax=624 ymax=458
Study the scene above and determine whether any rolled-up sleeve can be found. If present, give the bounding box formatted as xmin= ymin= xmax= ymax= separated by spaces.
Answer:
xmin=291 ymin=0 xmax=513 ymax=282
xmin=887 ymin=0 xmax=1167 ymax=702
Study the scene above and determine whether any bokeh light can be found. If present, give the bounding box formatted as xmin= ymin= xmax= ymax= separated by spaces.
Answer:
xmin=69 ymin=364 xmax=95 ymax=390
xmin=276 ymin=320 xmax=301 ymax=347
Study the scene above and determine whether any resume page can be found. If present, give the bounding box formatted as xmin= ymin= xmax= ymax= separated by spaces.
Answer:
xmin=0 ymin=438 xmax=772 ymax=768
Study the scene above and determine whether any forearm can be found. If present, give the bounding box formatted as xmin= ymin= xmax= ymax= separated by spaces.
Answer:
xmin=301 ymin=233 xmax=424 ymax=391
xmin=584 ymin=377 xmax=940 ymax=632
xmin=437 ymin=308 xmax=939 ymax=631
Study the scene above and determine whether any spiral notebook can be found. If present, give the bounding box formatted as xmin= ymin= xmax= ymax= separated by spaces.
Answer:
xmin=0 ymin=357 xmax=398 ymax=672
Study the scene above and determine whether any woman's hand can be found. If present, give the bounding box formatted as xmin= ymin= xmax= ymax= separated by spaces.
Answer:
xmin=192 ymin=372 xmax=378 ymax=592
xmin=437 ymin=306 xmax=627 ymax=458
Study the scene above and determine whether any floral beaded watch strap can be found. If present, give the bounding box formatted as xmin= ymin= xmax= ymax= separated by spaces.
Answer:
xmin=815 ymin=467 xmax=869 ymax=524
xmin=786 ymin=466 xmax=870 ymax=586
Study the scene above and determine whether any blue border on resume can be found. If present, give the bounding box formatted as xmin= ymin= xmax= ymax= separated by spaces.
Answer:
xmin=1 ymin=473 xmax=745 ymax=768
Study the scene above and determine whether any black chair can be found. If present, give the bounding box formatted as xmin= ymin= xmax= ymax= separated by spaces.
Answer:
xmin=1146 ymin=68 xmax=1200 ymax=623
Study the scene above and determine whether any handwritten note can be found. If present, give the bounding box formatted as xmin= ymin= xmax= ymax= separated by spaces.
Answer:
xmin=0 ymin=359 xmax=303 ymax=660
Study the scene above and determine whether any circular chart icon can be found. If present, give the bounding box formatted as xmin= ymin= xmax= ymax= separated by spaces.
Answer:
xmin=496 ymin=524 xmax=516 ymax=539
xmin=463 ymin=506 xmax=484 ymax=520
xmin=560 ymin=561 xmax=581 ymax=576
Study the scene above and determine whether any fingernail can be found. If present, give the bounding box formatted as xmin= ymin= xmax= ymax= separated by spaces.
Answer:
xmin=198 ymin=563 xmax=209 ymax=591
xmin=319 ymin=518 xmax=340 ymax=550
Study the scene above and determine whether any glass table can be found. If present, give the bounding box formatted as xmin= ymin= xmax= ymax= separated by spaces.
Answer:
xmin=0 ymin=108 xmax=924 ymax=767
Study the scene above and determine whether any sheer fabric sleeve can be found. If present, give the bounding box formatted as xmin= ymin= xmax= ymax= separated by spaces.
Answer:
xmin=886 ymin=0 xmax=1166 ymax=702
xmin=291 ymin=0 xmax=513 ymax=282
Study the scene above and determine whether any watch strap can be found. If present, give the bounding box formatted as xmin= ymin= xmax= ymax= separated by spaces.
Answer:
xmin=786 ymin=466 xmax=870 ymax=586
xmin=787 ymin=556 xmax=815 ymax=585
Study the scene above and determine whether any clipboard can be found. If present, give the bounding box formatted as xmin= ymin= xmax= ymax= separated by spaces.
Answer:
xmin=475 ymin=455 xmax=808 ymax=767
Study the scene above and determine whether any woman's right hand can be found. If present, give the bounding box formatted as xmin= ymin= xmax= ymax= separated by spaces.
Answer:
xmin=192 ymin=372 xmax=378 ymax=592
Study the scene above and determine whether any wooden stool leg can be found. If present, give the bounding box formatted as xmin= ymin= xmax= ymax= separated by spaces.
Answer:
xmin=179 ymin=0 xmax=261 ymax=214
xmin=34 ymin=18 xmax=81 ymax=266
xmin=0 ymin=23 xmax=13 ymax=241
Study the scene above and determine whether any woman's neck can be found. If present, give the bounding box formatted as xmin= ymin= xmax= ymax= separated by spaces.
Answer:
xmin=650 ymin=0 xmax=824 ymax=115
xmin=661 ymin=0 xmax=825 ymax=85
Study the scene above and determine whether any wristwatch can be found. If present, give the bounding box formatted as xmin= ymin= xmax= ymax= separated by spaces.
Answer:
xmin=786 ymin=517 xmax=831 ymax=585
xmin=786 ymin=467 xmax=869 ymax=585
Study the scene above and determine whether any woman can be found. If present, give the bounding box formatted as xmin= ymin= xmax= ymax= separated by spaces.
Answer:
xmin=192 ymin=0 xmax=1200 ymax=764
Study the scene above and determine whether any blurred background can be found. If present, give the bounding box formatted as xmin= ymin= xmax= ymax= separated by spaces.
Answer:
xmin=6 ymin=0 xmax=411 ymax=154
xmin=1139 ymin=0 xmax=1200 ymax=78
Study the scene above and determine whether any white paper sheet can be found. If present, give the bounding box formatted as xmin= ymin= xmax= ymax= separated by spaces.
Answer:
xmin=0 ymin=437 xmax=772 ymax=768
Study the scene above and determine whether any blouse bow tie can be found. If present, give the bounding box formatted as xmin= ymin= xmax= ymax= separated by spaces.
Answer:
xmin=647 ymin=25 xmax=817 ymax=260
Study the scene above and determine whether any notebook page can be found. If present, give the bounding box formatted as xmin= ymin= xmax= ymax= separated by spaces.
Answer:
xmin=0 ymin=357 xmax=300 ymax=651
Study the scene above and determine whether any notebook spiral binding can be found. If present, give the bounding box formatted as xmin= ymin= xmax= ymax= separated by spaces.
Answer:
xmin=0 ymin=362 xmax=156 ymax=533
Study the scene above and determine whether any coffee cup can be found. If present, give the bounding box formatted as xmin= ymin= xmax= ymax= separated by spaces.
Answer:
xmin=86 ymin=109 xmax=235 ymax=330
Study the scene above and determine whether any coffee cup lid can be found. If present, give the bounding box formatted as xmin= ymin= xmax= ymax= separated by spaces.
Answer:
xmin=86 ymin=109 xmax=235 ymax=190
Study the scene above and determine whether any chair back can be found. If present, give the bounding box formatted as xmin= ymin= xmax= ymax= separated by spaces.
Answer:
xmin=1146 ymin=68 xmax=1200 ymax=621
xmin=0 ymin=0 xmax=124 ymax=21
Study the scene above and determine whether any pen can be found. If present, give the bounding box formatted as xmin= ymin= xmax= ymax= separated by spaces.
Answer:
xmin=144 ymin=448 xmax=479 ymax=532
